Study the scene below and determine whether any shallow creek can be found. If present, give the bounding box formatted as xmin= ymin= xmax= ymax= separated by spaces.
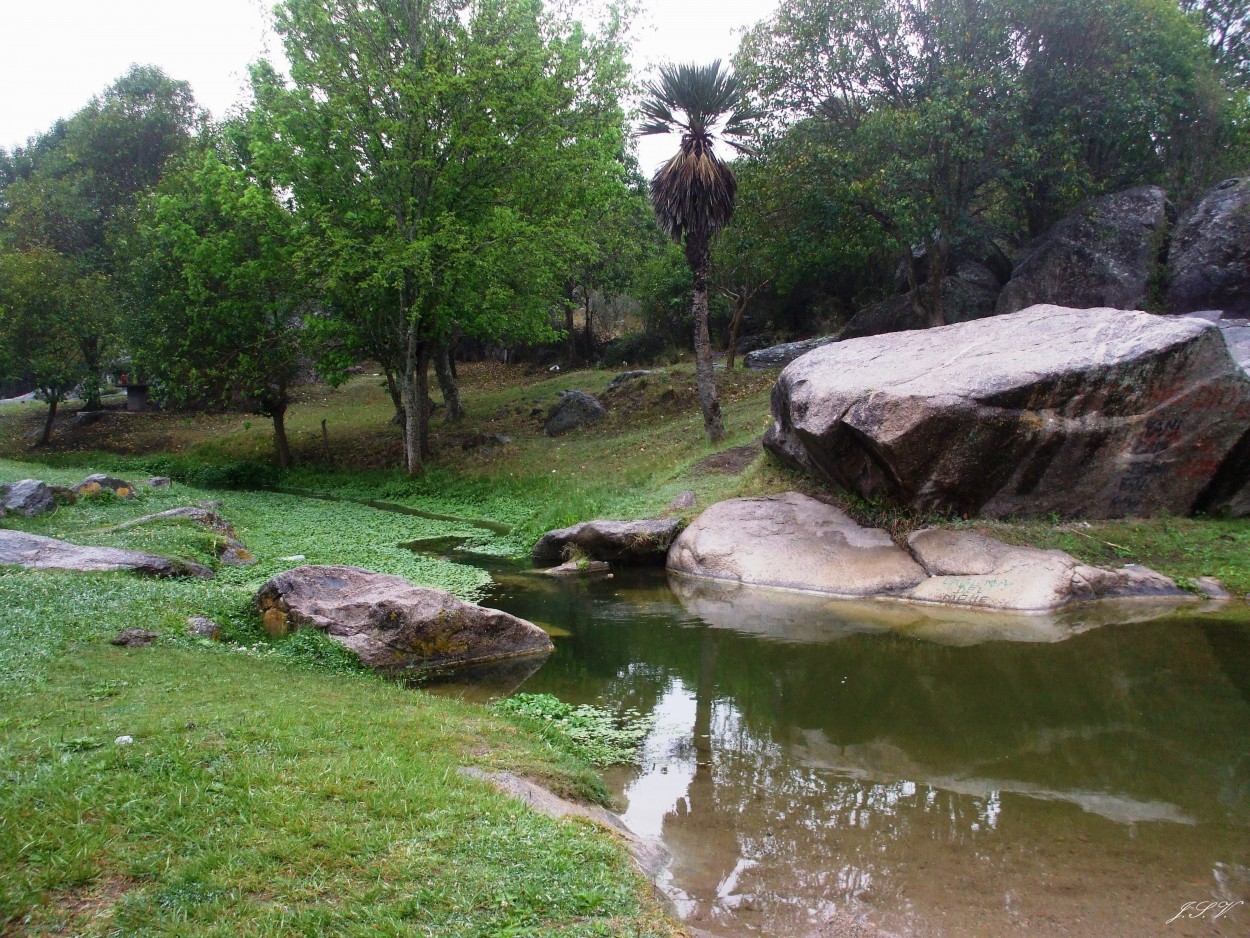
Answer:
xmin=409 ymin=543 xmax=1250 ymax=937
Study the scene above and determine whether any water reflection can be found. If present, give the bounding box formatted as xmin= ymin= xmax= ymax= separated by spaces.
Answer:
xmin=429 ymin=566 xmax=1250 ymax=937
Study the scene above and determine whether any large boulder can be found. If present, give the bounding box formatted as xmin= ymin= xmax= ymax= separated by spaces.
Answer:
xmin=532 ymin=517 xmax=684 ymax=566
xmin=744 ymin=336 xmax=838 ymax=370
xmin=0 ymin=529 xmax=213 ymax=577
xmin=666 ymin=493 xmax=1187 ymax=613
xmin=254 ymin=565 xmax=553 ymax=671
xmin=1168 ymin=177 xmax=1250 ymax=317
xmin=666 ymin=493 xmax=928 ymax=596
xmin=2 ymin=479 xmax=55 ymax=517
xmin=544 ymin=390 xmax=605 ymax=436
xmin=764 ymin=305 xmax=1250 ymax=519
xmin=995 ymin=186 xmax=1171 ymax=316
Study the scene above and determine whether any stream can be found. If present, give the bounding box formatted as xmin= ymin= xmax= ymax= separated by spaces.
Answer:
xmin=402 ymin=539 xmax=1250 ymax=937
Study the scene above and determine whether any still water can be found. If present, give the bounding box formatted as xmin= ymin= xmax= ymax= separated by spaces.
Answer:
xmin=424 ymin=557 xmax=1250 ymax=937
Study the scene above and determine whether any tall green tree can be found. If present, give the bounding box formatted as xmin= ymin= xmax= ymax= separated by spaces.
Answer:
xmin=639 ymin=60 xmax=755 ymax=443
xmin=250 ymin=0 xmax=631 ymax=474
xmin=124 ymin=147 xmax=309 ymax=468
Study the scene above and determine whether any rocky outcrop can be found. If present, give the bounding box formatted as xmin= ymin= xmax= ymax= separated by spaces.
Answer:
xmin=2 ymin=479 xmax=55 ymax=517
xmin=743 ymin=336 xmax=838 ymax=370
xmin=110 ymin=506 xmax=256 ymax=567
xmin=666 ymin=493 xmax=1187 ymax=613
xmin=544 ymin=390 xmax=605 ymax=436
xmin=995 ymin=186 xmax=1171 ymax=316
xmin=1168 ymin=177 xmax=1250 ymax=317
xmin=667 ymin=493 xmax=928 ymax=596
xmin=254 ymin=565 xmax=553 ymax=671
xmin=0 ymin=529 xmax=213 ymax=577
xmin=72 ymin=474 xmax=136 ymax=499
xmin=532 ymin=518 xmax=684 ymax=566
xmin=765 ymin=305 xmax=1250 ymax=519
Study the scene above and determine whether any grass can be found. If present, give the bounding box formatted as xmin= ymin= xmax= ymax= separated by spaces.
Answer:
xmin=0 ymin=458 xmax=682 ymax=937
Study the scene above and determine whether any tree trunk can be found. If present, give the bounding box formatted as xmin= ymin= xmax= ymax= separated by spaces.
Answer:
xmin=38 ymin=397 xmax=58 ymax=447
xmin=563 ymin=277 xmax=577 ymax=363
xmin=924 ymin=236 xmax=951 ymax=329
xmin=417 ymin=342 xmax=432 ymax=461
xmin=384 ymin=368 xmax=405 ymax=429
xmin=583 ymin=286 xmax=594 ymax=358
xmin=725 ymin=297 xmax=746 ymax=370
xmin=80 ymin=336 xmax=103 ymax=411
xmin=271 ymin=402 xmax=293 ymax=469
xmin=401 ymin=328 xmax=424 ymax=476
xmin=433 ymin=339 xmax=464 ymax=422
xmin=688 ymin=235 xmax=725 ymax=444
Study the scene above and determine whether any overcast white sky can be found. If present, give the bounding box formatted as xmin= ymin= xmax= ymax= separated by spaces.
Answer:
xmin=0 ymin=0 xmax=778 ymax=173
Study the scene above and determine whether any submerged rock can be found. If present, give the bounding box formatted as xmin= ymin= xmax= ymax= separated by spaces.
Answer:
xmin=0 ymin=529 xmax=213 ymax=578
xmin=254 ymin=565 xmax=552 ymax=671
xmin=2 ymin=479 xmax=55 ymax=517
xmin=667 ymin=493 xmax=1187 ymax=613
xmin=765 ymin=305 xmax=1250 ymax=519
xmin=541 ymin=559 xmax=611 ymax=577
xmin=532 ymin=518 xmax=684 ymax=566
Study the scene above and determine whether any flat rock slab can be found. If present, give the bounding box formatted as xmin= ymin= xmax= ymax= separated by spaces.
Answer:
xmin=0 ymin=529 xmax=213 ymax=578
xmin=903 ymin=529 xmax=1183 ymax=612
xmin=765 ymin=305 xmax=1250 ymax=518
xmin=667 ymin=493 xmax=1186 ymax=613
xmin=2 ymin=479 xmax=55 ymax=517
xmin=532 ymin=518 xmax=684 ymax=566
xmin=667 ymin=493 xmax=928 ymax=597
xmin=254 ymin=565 xmax=553 ymax=671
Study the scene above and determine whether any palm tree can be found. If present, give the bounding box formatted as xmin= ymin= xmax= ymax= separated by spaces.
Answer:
xmin=639 ymin=60 xmax=755 ymax=444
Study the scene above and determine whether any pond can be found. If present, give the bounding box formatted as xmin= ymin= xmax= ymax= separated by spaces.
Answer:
xmin=420 ymin=553 xmax=1250 ymax=937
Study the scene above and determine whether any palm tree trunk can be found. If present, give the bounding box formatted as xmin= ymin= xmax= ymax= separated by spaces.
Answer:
xmin=690 ymin=243 xmax=725 ymax=444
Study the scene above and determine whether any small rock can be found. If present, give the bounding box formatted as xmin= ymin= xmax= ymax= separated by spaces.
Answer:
xmin=666 ymin=490 xmax=697 ymax=512
xmin=111 ymin=628 xmax=159 ymax=647
xmin=72 ymin=474 xmax=135 ymax=499
xmin=607 ymin=370 xmax=652 ymax=390
xmin=544 ymin=390 xmax=606 ymax=436
xmin=2 ymin=479 xmax=55 ymax=517
xmin=147 ymin=476 xmax=172 ymax=488
xmin=462 ymin=432 xmax=511 ymax=450
xmin=186 ymin=616 xmax=221 ymax=639
xmin=1195 ymin=576 xmax=1231 ymax=600
xmin=114 ymin=735 xmax=134 ymax=746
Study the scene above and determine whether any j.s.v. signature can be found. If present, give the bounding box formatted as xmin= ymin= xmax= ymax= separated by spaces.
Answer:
xmin=1167 ymin=900 xmax=1243 ymax=925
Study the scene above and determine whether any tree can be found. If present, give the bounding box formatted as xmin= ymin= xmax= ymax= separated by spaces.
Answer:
xmin=250 ymin=0 xmax=632 ymax=474
xmin=639 ymin=60 xmax=755 ymax=443
xmin=124 ymin=147 xmax=309 ymax=468
xmin=0 ymin=248 xmax=99 ymax=444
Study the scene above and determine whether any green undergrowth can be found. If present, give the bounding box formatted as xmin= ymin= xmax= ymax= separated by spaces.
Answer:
xmin=0 ymin=458 xmax=680 ymax=937
xmin=492 ymin=694 xmax=655 ymax=768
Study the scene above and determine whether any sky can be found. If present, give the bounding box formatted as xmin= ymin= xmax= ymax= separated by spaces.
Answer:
xmin=0 ymin=0 xmax=779 ymax=173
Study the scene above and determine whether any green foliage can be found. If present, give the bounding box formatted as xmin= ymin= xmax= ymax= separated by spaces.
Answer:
xmin=493 ymin=693 xmax=655 ymax=767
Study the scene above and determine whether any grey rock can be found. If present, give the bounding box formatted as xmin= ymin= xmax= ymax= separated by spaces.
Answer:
xmin=666 ymin=490 xmax=697 ymax=512
xmin=532 ymin=517 xmax=684 ymax=566
xmin=903 ymin=529 xmax=1184 ymax=611
xmin=2 ymin=479 xmax=55 ymax=517
xmin=543 ymin=390 xmax=605 ymax=436
xmin=607 ymin=370 xmax=652 ymax=389
xmin=254 ymin=565 xmax=552 ymax=671
xmin=0 ymin=529 xmax=213 ymax=578
xmin=147 ymin=476 xmax=172 ymax=488
xmin=461 ymin=432 xmax=510 ymax=450
xmin=995 ymin=186 xmax=1171 ymax=315
xmin=666 ymin=493 xmax=928 ymax=596
xmin=111 ymin=628 xmax=159 ymax=647
xmin=72 ymin=474 xmax=136 ymax=499
xmin=1194 ymin=576 xmax=1231 ymax=600
xmin=765 ymin=305 xmax=1250 ymax=519
xmin=72 ymin=410 xmax=109 ymax=428
xmin=186 ymin=616 xmax=221 ymax=639
xmin=743 ymin=335 xmax=838 ymax=370
xmin=1169 ymin=177 xmax=1250 ymax=317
